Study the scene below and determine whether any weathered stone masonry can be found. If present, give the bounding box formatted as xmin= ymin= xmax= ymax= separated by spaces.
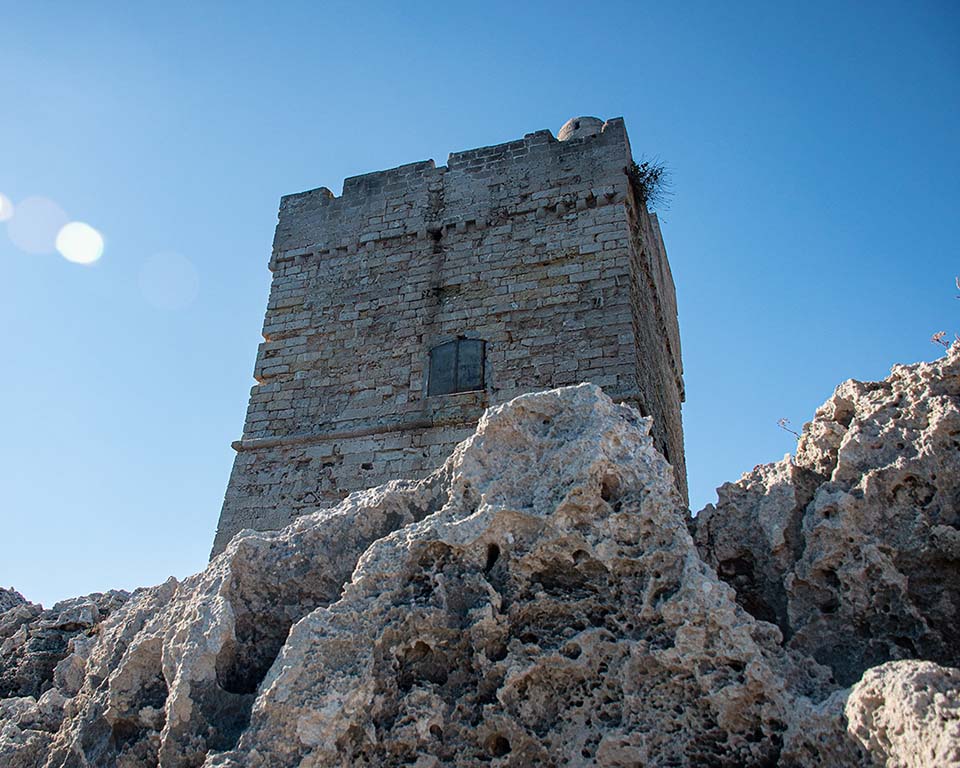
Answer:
xmin=212 ymin=116 xmax=686 ymax=555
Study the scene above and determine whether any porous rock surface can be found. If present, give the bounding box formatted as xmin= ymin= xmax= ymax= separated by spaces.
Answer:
xmin=206 ymin=386 xmax=834 ymax=768
xmin=694 ymin=345 xmax=960 ymax=687
xmin=0 ymin=588 xmax=27 ymax=615
xmin=845 ymin=660 xmax=960 ymax=767
xmin=0 ymin=590 xmax=129 ymax=700
xmin=1 ymin=365 xmax=958 ymax=766
xmin=0 ymin=589 xmax=130 ymax=767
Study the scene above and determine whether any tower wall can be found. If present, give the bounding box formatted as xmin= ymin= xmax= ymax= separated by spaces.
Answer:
xmin=212 ymin=117 xmax=686 ymax=556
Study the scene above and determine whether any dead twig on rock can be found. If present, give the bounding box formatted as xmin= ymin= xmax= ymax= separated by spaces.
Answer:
xmin=777 ymin=418 xmax=801 ymax=439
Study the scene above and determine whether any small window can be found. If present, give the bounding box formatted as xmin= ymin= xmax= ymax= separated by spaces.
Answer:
xmin=428 ymin=338 xmax=485 ymax=396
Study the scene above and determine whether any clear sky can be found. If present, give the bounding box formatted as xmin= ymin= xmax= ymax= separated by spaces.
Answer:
xmin=2 ymin=2 xmax=957 ymax=607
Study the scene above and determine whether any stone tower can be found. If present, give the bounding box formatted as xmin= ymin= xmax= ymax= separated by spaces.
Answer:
xmin=212 ymin=116 xmax=686 ymax=556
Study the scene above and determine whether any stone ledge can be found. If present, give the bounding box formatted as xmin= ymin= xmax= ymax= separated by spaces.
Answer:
xmin=232 ymin=414 xmax=480 ymax=452
xmin=231 ymin=389 xmax=646 ymax=452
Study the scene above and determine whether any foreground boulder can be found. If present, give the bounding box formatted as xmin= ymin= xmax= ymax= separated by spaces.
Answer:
xmin=205 ymin=386 xmax=837 ymax=767
xmin=845 ymin=660 xmax=960 ymax=767
xmin=1 ymin=369 xmax=958 ymax=766
xmin=694 ymin=345 xmax=960 ymax=687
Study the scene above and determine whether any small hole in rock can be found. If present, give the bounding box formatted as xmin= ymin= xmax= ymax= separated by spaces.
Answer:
xmin=561 ymin=642 xmax=581 ymax=659
xmin=600 ymin=474 xmax=620 ymax=502
xmin=486 ymin=644 xmax=508 ymax=662
xmin=820 ymin=597 xmax=840 ymax=614
xmin=485 ymin=543 xmax=501 ymax=572
xmin=486 ymin=734 xmax=511 ymax=757
xmin=398 ymin=641 xmax=448 ymax=691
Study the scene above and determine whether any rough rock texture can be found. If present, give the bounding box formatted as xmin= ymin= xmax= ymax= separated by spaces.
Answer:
xmin=695 ymin=345 xmax=960 ymax=686
xmin=2 ymin=363 xmax=958 ymax=766
xmin=0 ymin=385 xmax=847 ymax=767
xmin=0 ymin=591 xmax=129 ymax=700
xmin=845 ymin=660 xmax=960 ymax=767
xmin=0 ymin=588 xmax=27 ymax=614
xmin=39 ymin=474 xmax=447 ymax=768
xmin=207 ymin=386 xmax=832 ymax=768
xmin=0 ymin=590 xmax=130 ymax=767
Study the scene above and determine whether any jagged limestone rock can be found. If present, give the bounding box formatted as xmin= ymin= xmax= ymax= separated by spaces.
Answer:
xmin=0 ymin=590 xmax=129 ymax=768
xmin=695 ymin=346 xmax=960 ymax=686
xmin=843 ymin=660 xmax=960 ymax=767
xmin=0 ymin=693 xmax=65 ymax=768
xmin=2 ymin=376 xmax=957 ymax=766
xmin=204 ymin=385 xmax=835 ymax=767
xmin=2 ymin=386 xmax=845 ymax=767
xmin=0 ymin=588 xmax=27 ymax=615
xmin=35 ymin=473 xmax=445 ymax=768
xmin=0 ymin=591 xmax=129 ymax=700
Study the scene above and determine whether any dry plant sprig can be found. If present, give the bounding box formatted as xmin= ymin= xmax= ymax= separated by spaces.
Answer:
xmin=928 ymin=277 xmax=958 ymax=350
xmin=932 ymin=331 xmax=950 ymax=349
xmin=777 ymin=418 xmax=801 ymax=439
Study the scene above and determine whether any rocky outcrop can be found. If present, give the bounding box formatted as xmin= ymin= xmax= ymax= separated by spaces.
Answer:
xmin=0 ymin=590 xmax=129 ymax=767
xmin=694 ymin=345 xmax=960 ymax=687
xmin=845 ymin=660 xmax=960 ymax=767
xmin=1 ymin=354 xmax=958 ymax=766
xmin=0 ymin=591 xmax=129 ymax=700
xmin=0 ymin=386 xmax=840 ymax=766
xmin=204 ymin=386 xmax=836 ymax=768
xmin=0 ymin=588 xmax=26 ymax=615
xmin=42 ymin=475 xmax=447 ymax=768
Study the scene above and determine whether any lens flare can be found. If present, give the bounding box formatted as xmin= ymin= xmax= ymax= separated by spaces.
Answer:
xmin=56 ymin=222 xmax=104 ymax=265
xmin=6 ymin=196 xmax=68 ymax=254
xmin=139 ymin=252 xmax=200 ymax=310
xmin=0 ymin=194 xmax=12 ymax=222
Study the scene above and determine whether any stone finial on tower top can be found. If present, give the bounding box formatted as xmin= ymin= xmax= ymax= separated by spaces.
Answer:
xmin=557 ymin=116 xmax=604 ymax=142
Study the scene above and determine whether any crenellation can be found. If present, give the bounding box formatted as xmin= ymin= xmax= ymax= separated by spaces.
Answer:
xmin=212 ymin=116 xmax=687 ymax=556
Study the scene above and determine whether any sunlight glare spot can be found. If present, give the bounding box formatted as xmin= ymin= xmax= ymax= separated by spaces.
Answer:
xmin=0 ymin=194 xmax=12 ymax=222
xmin=56 ymin=221 xmax=104 ymax=265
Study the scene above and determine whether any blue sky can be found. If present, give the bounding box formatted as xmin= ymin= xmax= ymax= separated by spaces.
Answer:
xmin=2 ymin=1 xmax=957 ymax=606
